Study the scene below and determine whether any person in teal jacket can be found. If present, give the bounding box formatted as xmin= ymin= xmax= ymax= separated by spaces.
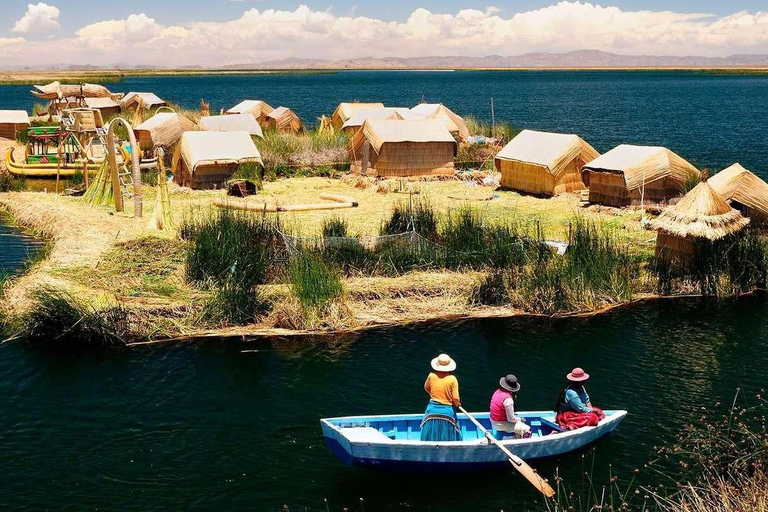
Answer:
xmin=555 ymin=367 xmax=605 ymax=430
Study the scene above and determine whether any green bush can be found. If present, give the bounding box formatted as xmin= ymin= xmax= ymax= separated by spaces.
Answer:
xmin=380 ymin=197 xmax=438 ymax=238
xmin=288 ymin=251 xmax=344 ymax=313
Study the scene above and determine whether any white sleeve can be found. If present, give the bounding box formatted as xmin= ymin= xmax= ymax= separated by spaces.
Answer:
xmin=503 ymin=397 xmax=518 ymax=422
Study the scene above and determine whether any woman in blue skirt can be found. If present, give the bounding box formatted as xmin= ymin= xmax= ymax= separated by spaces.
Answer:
xmin=420 ymin=353 xmax=462 ymax=441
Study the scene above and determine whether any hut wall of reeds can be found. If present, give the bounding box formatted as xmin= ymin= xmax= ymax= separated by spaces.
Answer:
xmin=648 ymin=181 xmax=750 ymax=266
xmin=332 ymin=102 xmax=385 ymax=130
xmin=584 ymin=145 xmax=701 ymax=207
xmin=708 ymin=163 xmax=768 ymax=223
xmin=226 ymin=100 xmax=274 ymax=125
xmin=348 ymin=118 xmax=457 ymax=177
xmin=172 ymin=131 xmax=263 ymax=189
xmin=409 ymin=103 xmax=470 ymax=141
xmin=0 ymin=110 xmax=30 ymax=139
xmin=133 ymin=113 xmax=197 ymax=152
xmin=266 ymin=107 xmax=304 ymax=133
xmin=494 ymin=129 xmax=599 ymax=196
xmin=199 ymin=114 xmax=263 ymax=138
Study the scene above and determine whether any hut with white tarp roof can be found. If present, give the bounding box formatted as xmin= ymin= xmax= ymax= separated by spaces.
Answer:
xmin=410 ymin=103 xmax=469 ymax=141
xmin=172 ymin=131 xmax=262 ymax=189
xmin=583 ymin=145 xmax=701 ymax=207
xmin=0 ymin=110 xmax=30 ymax=139
xmin=199 ymin=114 xmax=263 ymax=138
xmin=349 ymin=118 xmax=457 ymax=177
xmin=332 ymin=102 xmax=385 ymax=130
xmin=494 ymin=129 xmax=599 ymax=196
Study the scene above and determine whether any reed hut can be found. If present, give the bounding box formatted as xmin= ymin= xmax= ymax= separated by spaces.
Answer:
xmin=227 ymin=100 xmax=274 ymax=125
xmin=349 ymin=118 xmax=457 ymax=177
xmin=199 ymin=114 xmax=263 ymax=138
xmin=332 ymin=102 xmax=385 ymax=130
xmin=341 ymin=107 xmax=419 ymax=134
xmin=494 ymin=129 xmax=599 ymax=196
xmin=134 ymin=113 xmax=197 ymax=153
xmin=0 ymin=110 xmax=30 ymax=140
xmin=83 ymin=97 xmax=121 ymax=118
xmin=410 ymin=103 xmax=470 ymax=141
xmin=708 ymin=163 xmax=768 ymax=223
xmin=265 ymin=107 xmax=304 ymax=133
xmin=583 ymin=145 xmax=701 ymax=207
xmin=173 ymin=131 xmax=263 ymax=189
xmin=121 ymin=92 xmax=167 ymax=111
xmin=648 ymin=181 xmax=750 ymax=265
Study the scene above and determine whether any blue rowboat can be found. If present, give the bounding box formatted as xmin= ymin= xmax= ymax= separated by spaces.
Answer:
xmin=321 ymin=409 xmax=627 ymax=470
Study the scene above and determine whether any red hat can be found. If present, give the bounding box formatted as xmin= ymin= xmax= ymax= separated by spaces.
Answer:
xmin=567 ymin=367 xmax=590 ymax=382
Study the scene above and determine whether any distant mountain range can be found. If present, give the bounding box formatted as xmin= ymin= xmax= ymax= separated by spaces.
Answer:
xmin=220 ymin=50 xmax=768 ymax=70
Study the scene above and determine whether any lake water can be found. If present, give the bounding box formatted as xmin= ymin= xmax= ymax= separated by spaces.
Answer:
xmin=2 ymin=70 xmax=768 ymax=177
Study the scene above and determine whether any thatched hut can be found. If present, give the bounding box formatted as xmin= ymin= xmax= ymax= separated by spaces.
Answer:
xmin=708 ymin=163 xmax=768 ymax=223
xmin=0 ymin=110 xmax=30 ymax=140
xmin=172 ymin=131 xmax=263 ymax=189
xmin=332 ymin=102 xmax=385 ymax=130
xmin=134 ymin=113 xmax=197 ymax=153
xmin=265 ymin=107 xmax=304 ymax=133
xmin=648 ymin=181 xmax=749 ymax=265
xmin=83 ymin=97 xmax=121 ymax=118
xmin=583 ymin=145 xmax=701 ymax=207
xmin=199 ymin=114 xmax=263 ymax=138
xmin=121 ymin=92 xmax=167 ymax=111
xmin=349 ymin=118 xmax=457 ymax=177
xmin=494 ymin=129 xmax=599 ymax=196
xmin=227 ymin=100 xmax=274 ymax=125
xmin=341 ymin=107 xmax=416 ymax=134
xmin=410 ymin=103 xmax=470 ymax=141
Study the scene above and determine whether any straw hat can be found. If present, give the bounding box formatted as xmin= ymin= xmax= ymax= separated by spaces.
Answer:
xmin=431 ymin=353 xmax=456 ymax=372
xmin=499 ymin=374 xmax=521 ymax=392
xmin=567 ymin=367 xmax=590 ymax=382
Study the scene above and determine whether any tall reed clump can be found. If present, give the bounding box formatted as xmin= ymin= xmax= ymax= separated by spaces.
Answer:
xmin=180 ymin=208 xmax=281 ymax=326
xmin=463 ymin=115 xmax=519 ymax=143
xmin=257 ymin=129 xmax=349 ymax=177
xmin=379 ymin=197 xmax=438 ymax=238
xmin=0 ymin=173 xmax=27 ymax=192
xmin=230 ymin=161 xmax=264 ymax=190
xmin=23 ymin=286 xmax=131 ymax=347
xmin=287 ymin=250 xmax=345 ymax=328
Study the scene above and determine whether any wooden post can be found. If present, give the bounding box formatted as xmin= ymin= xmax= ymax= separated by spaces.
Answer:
xmin=106 ymin=124 xmax=124 ymax=213
xmin=362 ymin=140 xmax=370 ymax=176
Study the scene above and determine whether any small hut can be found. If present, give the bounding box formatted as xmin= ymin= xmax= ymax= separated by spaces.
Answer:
xmin=134 ymin=113 xmax=197 ymax=153
xmin=83 ymin=97 xmax=121 ymax=118
xmin=410 ymin=103 xmax=470 ymax=141
xmin=121 ymin=92 xmax=167 ymax=111
xmin=708 ymin=163 xmax=768 ymax=223
xmin=494 ymin=130 xmax=599 ymax=196
xmin=265 ymin=107 xmax=304 ymax=133
xmin=583 ymin=145 xmax=701 ymax=207
xmin=227 ymin=100 xmax=275 ymax=125
xmin=331 ymin=102 xmax=385 ymax=130
xmin=172 ymin=131 xmax=263 ymax=189
xmin=341 ymin=107 xmax=418 ymax=134
xmin=648 ymin=181 xmax=749 ymax=265
xmin=199 ymin=114 xmax=263 ymax=138
xmin=0 ymin=110 xmax=30 ymax=140
xmin=349 ymin=118 xmax=457 ymax=177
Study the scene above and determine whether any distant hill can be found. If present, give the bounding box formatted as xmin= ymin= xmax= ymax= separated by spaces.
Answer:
xmin=222 ymin=50 xmax=768 ymax=70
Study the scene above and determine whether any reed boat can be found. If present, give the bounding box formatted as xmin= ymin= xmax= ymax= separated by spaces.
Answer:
xmin=321 ymin=409 xmax=627 ymax=470
xmin=5 ymin=147 xmax=101 ymax=177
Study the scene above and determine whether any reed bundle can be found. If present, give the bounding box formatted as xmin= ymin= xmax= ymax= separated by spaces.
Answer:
xmin=81 ymin=159 xmax=115 ymax=207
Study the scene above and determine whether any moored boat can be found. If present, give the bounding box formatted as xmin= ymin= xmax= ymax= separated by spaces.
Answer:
xmin=321 ymin=409 xmax=627 ymax=470
xmin=5 ymin=147 xmax=102 ymax=177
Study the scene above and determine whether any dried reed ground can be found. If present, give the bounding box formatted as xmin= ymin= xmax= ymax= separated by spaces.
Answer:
xmin=0 ymin=176 xmax=655 ymax=338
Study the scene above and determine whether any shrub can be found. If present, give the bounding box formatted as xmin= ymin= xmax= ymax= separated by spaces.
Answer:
xmin=195 ymin=286 xmax=270 ymax=327
xmin=380 ymin=197 xmax=438 ymax=238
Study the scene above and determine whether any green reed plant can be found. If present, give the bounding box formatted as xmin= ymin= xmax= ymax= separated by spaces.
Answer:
xmin=322 ymin=216 xmax=349 ymax=238
xmin=0 ymin=173 xmax=27 ymax=192
xmin=230 ymin=161 xmax=264 ymax=189
xmin=379 ymin=197 xmax=438 ymax=238
xmin=288 ymin=251 xmax=344 ymax=316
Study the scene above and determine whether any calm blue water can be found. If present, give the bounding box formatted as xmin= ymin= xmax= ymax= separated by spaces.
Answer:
xmin=2 ymin=71 xmax=768 ymax=176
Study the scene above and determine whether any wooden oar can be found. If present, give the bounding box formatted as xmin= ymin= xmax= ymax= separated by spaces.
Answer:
xmin=458 ymin=405 xmax=555 ymax=498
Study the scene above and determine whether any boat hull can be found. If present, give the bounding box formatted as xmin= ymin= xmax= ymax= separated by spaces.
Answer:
xmin=321 ymin=410 xmax=626 ymax=470
xmin=5 ymin=148 xmax=101 ymax=177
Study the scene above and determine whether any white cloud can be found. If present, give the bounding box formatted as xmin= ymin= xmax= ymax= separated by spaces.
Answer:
xmin=6 ymin=3 xmax=768 ymax=66
xmin=12 ymin=2 xmax=60 ymax=33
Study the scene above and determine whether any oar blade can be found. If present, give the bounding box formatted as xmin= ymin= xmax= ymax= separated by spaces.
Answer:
xmin=509 ymin=458 xmax=555 ymax=498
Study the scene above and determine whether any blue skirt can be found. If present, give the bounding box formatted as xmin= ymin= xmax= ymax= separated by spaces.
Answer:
xmin=420 ymin=400 xmax=462 ymax=441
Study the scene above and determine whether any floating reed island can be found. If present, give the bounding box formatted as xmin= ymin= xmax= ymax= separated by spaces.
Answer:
xmin=2 ymin=84 xmax=768 ymax=346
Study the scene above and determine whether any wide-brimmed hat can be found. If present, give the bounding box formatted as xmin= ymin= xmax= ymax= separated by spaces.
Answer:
xmin=431 ymin=353 xmax=456 ymax=372
xmin=499 ymin=374 xmax=521 ymax=392
xmin=567 ymin=367 xmax=590 ymax=382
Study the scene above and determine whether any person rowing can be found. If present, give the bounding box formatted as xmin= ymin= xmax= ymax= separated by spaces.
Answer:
xmin=420 ymin=353 xmax=462 ymax=442
xmin=490 ymin=374 xmax=531 ymax=439
xmin=554 ymin=367 xmax=605 ymax=430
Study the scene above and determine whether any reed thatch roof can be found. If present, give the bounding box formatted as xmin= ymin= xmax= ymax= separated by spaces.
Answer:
xmin=583 ymin=145 xmax=700 ymax=192
xmin=648 ymin=181 xmax=749 ymax=240
xmin=495 ymin=129 xmax=599 ymax=179
xmin=134 ymin=112 xmax=197 ymax=149
xmin=708 ymin=163 xmax=768 ymax=219
xmin=266 ymin=107 xmax=304 ymax=133
xmin=178 ymin=131 xmax=262 ymax=173
xmin=227 ymin=100 xmax=274 ymax=119
xmin=341 ymin=107 xmax=418 ymax=130
xmin=332 ymin=102 xmax=385 ymax=127
xmin=121 ymin=92 xmax=166 ymax=109
xmin=350 ymin=118 xmax=457 ymax=155
xmin=199 ymin=114 xmax=263 ymax=138
xmin=410 ymin=103 xmax=469 ymax=140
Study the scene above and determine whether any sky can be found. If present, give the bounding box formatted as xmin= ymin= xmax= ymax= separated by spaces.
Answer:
xmin=2 ymin=1 xmax=768 ymax=67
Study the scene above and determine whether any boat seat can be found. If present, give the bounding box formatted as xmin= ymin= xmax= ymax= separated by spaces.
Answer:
xmin=343 ymin=427 xmax=392 ymax=442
